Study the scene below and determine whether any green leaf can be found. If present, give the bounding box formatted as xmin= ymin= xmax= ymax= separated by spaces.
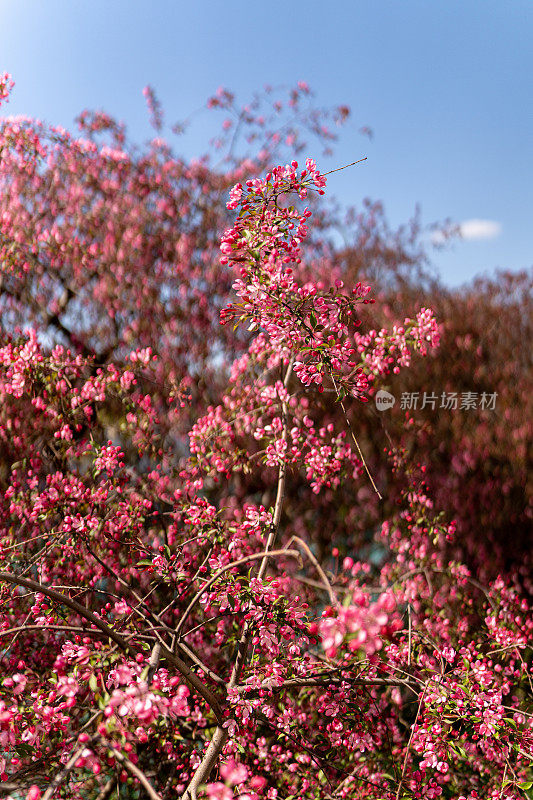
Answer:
xmin=89 ymin=673 xmax=98 ymax=692
xmin=227 ymin=594 xmax=237 ymax=611
xmin=16 ymin=743 xmax=34 ymax=757
xmin=519 ymin=782 xmax=533 ymax=791
xmin=317 ymin=769 xmax=327 ymax=785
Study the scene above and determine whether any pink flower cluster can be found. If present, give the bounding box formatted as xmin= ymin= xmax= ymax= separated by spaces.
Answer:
xmin=142 ymin=85 xmax=164 ymax=132
xmin=318 ymin=589 xmax=397 ymax=658
xmin=220 ymin=163 xmax=438 ymax=404
xmin=93 ymin=442 xmax=125 ymax=476
xmin=0 ymin=329 xmax=41 ymax=398
xmin=355 ymin=309 xmax=440 ymax=380
xmin=0 ymin=72 xmax=14 ymax=105
xmin=105 ymin=679 xmax=190 ymax=724
xmin=226 ymin=157 xmax=325 ymax=213
xmin=206 ymin=757 xmax=267 ymax=800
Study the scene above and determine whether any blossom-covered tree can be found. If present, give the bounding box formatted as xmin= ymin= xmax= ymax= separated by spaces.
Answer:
xmin=0 ymin=74 xmax=531 ymax=800
xmin=1 ymin=73 xmax=530 ymax=583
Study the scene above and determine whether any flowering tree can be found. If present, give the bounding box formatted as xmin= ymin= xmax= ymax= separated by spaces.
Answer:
xmin=0 ymin=74 xmax=532 ymax=799
xmin=1 ymin=73 xmax=529 ymax=584
xmin=378 ymin=269 xmax=532 ymax=581
xmin=328 ymin=257 xmax=533 ymax=585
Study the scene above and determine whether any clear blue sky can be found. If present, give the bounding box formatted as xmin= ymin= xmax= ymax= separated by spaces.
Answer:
xmin=1 ymin=0 xmax=532 ymax=287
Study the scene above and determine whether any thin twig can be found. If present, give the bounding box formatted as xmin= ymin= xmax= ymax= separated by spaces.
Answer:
xmin=103 ymin=741 xmax=163 ymax=800
xmin=177 ymin=640 xmax=227 ymax=686
xmin=395 ymin=682 xmax=429 ymax=799
xmin=41 ymin=744 xmax=87 ymax=800
xmin=145 ymin=643 xmax=162 ymax=684
xmin=237 ymin=674 xmax=419 ymax=694
xmin=286 ymin=534 xmax=337 ymax=605
xmin=330 ymin=373 xmax=382 ymax=499
xmin=228 ymin=357 xmax=294 ymax=688
xmin=322 ymin=157 xmax=367 ymax=176
xmin=95 ymin=777 xmax=116 ymax=800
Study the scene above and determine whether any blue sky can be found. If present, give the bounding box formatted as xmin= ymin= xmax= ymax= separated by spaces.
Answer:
xmin=1 ymin=0 xmax=531 ymax=287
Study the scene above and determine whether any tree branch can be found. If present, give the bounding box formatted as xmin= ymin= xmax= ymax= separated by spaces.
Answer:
xmin=0 ymin=571 xmax=225 ymax=724
xmin=102 ymin=741 xmax=163 ymax=800
xmin=180 ymin=359 xmax=295 ymax=800
xmin=41 ymin=745 xmax=87 ymax=800
xmin=286 ymin=533 xmax=337 ymax=605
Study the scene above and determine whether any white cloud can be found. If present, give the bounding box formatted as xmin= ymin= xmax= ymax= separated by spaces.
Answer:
xmin=458 ymin=219 xmax=502 ymax=241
